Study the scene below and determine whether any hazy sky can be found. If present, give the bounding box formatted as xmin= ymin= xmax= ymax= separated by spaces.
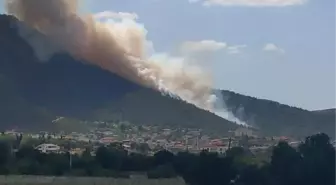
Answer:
xmin=0 ymin=0 xmax=334 ymax=110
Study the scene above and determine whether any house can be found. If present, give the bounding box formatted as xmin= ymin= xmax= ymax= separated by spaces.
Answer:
xmin=234 ymin=127 xmax=254 ymax=137
xmin=99 ymin=137 xmax=115 ymax=144
xmin=4 ymin=131 xmax=19 ymax=136
xmin=35 ymin=143 xmax=61 ymax=153
xmin=162 ymin=129 xmax=172 ymax=136
xmin=289 ymin=141 xmax=301 ymax=148
xmin=70 ymin=148 xmax=86 ymax=155
xmin=210 ymin=139 xmax=224 ymax=146
xmin=200 ymin=144 xmax=227 ymax=154
xmin=29 ymin=134 xmax=40 ymax=139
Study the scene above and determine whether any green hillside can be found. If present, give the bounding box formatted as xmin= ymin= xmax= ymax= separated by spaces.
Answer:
xmin=0 ymin=14 xmax=238 ymax=134
xmin=0 ymin=14 xmax=333 ymax=138
xmin=220 ymin=90 xmax=335 ymax=138
xmin=0 ymin=74 xmax=55 ymax=130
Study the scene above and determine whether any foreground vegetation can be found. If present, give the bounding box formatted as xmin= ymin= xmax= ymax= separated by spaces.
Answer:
xmin=0 ymin=133 xmax=334 ymax=185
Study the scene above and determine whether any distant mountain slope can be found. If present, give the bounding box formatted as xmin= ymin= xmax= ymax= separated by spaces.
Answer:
xmin=92 ymin=89 xmax=235 ymax=131
xmin=312 ymin=108 xmax=335 ymax=115
xmin=0 ymin=14 xmax=237 ymax=133
xmin=0 ymin=14 xmax=333 ymax=137
xmin=0 ymin=74 xmax=54 ymax=130
xmin=220 ymin=90 xmax=335 ymax=138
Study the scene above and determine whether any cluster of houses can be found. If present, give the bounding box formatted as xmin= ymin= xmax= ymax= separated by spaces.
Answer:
xmin=2 ymin=126 xmax=307 ymax=156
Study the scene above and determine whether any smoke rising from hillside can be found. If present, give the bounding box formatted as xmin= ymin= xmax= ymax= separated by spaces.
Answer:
xmin=5 ymin=0 xmax=246 ymax=125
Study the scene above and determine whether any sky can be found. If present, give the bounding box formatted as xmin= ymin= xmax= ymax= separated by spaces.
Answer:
xmin=0 ymin=0 xmax=335 ymax=110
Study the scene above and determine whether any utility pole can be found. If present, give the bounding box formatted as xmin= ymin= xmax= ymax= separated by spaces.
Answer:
xmin=67 ymin=142 xmax=72 ymax=170
xmin=69 ymin=153 xmax=72 ymax=170
xmin=228 ymin=137 xmax=232 ymax=150
xmin=185 ymin=136 xmax=188 ymax=152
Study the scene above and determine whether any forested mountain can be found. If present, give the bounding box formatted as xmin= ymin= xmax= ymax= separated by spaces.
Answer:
xmin=0 ymin=14 xmax=334 ymax=137
xmin=0 ymin=14 xmax=237 ymax=133
xmin=312 ymin=108 xmax=336 ymax=115
xmin=220 ymin=90 xmax=335 ymax=138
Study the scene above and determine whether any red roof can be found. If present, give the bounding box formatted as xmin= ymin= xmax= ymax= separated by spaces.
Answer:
xmin=280 ymin=136 xmax=288 ymax=140
xmin=100 ymin=137 xmax=115 ymax=143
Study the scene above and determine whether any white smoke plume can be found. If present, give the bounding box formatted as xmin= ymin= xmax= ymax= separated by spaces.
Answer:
xmin=5 ymin=0 xmax=246 ymax=125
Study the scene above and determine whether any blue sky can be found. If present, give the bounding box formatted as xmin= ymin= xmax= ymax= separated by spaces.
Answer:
xmin=0 ymin=0 xmax=335 ymax=110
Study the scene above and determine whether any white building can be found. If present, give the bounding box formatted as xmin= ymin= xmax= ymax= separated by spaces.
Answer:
xmin=234 ymin=127 xmax=254 ymax=137
xmin=35 ymin=144 xmax=61 ymax=153
xmin=200 ymin=145 xmax=227 ymax=154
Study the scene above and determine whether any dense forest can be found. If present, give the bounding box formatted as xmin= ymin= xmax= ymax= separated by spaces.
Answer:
xmin=0 ymin=133 xmax=335 ymax=185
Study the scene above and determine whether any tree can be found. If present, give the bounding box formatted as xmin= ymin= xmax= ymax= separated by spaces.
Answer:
xmin=173 ymin=152 xmax=197 ymax=183
xmin=147 ymin=163 xmax=177 ymax=178
xmin=95 ymin=146 xmax=124 ymax=171
xmin=234 ymin=165 xmax=270 ymax=185
xmin=153 ymin=150 xmax=174 ymax=166
xmin=16 ymin=158 xmax=41 ymax=175
xmin=0 ymin=132 xmax=333 ymax=184
xmin=226 ymin=147 xmax=245 ymax=158
xmin=119 ymin=123 xmax=128 ymax=133
xmin=137 ymin=125 xmax=144 ymax=132
xmin=298 ymin=133 xmax=335 ymax=185
xmin=14 ymin=133 xmax=23 ymax=150
xmin=108 ymin=142 xmax=124 ymax=151
xmin=137 ymin=143 xmax=150 ymax=155
xmin=270 ymin=141 xmax=303 ymax=185
xmin=15 ymin=145 xmax=40 ymax=160
xmin=95 ymin=146 xmax=111 ymax=169
xmin=0 ymin=141 xmax=11 ymax=173
xmin=191 ymin=151 xmax=237 ymax=185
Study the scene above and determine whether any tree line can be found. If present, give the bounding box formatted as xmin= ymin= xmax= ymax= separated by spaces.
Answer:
xmin=0 ymin=133 xmax=334 ymax=185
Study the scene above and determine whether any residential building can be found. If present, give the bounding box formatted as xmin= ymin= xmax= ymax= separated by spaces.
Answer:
xmin=234 ymin=127 xmax=253 ymax=137
xmin=35 ymin=143 xmax=61 ymax=153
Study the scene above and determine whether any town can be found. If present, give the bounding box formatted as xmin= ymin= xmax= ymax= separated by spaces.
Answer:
xmin=0 ymin=118 xmax=309 ymax=158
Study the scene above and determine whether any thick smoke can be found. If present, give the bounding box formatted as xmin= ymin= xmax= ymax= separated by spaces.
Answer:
xmin=5 ymin=0 xmax=246 ymax=125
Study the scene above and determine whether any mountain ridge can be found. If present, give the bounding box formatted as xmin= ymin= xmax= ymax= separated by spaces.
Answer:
xmin=0 ymin=14 xmax=238 ymax=134
xmin=220 ymin=90 xmax=335 ymax=137
xmin=312 ymin=108 xmax=335 ymax=114
xmin=0 ymin=14 xmax=334 ymax=138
